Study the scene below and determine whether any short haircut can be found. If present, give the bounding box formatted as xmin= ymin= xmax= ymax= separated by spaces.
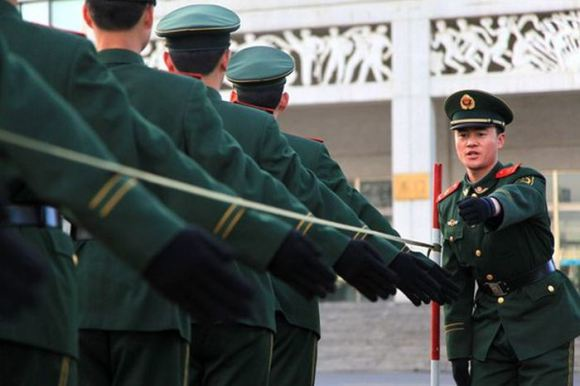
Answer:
xmin=86 ymin=0 xmax=147 ymax=31
xmin=235 ymin=84 xmax=285 ymax=110
xmin=168 ymin=48 xmax=227 ymax=75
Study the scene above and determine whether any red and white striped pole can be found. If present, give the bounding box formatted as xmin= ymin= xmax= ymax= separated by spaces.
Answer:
xmin=431 ymin=163 xmax=443 ymax=386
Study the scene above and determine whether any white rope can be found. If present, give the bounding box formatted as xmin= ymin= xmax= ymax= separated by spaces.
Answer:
xmin=0 ymin=129 xmax=437 ymax=250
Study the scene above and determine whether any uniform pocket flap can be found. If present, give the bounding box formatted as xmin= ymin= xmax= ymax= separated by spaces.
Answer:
xmin=524 ymin=272 xmax=562 ymax=302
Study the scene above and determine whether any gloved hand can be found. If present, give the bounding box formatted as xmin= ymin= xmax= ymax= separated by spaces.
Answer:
xmin=451 ymin=358 xmax=471 ymax=386
xmin=409 ymin=252 xmax=460 ymax=304
xmin=268 ymin=230 xmax=337 ymax=299
xmin=0 ymin=228 xmax=48 ymax=318
xmin=143 ymin=226 xmax=255 ymax=323
xmin=334 ymin=240 xmax=399 ymax=302
xmin=389 ymin=251 xmax=459 ymax=306
xmin=458 ymin=197 xmax=497 ymax=226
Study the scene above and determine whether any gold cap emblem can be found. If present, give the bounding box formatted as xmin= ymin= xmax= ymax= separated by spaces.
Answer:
xmin=460 ymin=94 xmax=475 ymax=110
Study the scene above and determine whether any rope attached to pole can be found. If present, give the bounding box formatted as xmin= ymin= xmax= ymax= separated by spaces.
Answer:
xmin=0 ymin=128 xmax=439 ymax=251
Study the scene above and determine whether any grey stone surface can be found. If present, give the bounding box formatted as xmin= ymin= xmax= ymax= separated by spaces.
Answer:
xmin=317 ymin=302 xmax=580 ymax=373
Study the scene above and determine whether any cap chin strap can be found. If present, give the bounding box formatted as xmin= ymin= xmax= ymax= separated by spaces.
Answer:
xmin=232 ymin=100 xmax=276 ymax=114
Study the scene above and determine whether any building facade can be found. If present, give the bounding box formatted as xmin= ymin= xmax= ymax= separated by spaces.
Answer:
xmin=20 ymin=0 xmax=580 ymax=299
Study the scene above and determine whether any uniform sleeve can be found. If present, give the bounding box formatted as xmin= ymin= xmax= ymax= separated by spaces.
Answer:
xmin=315 ymin=145 xmax=405 ymax=251
xmin=258 ymin=117 xmax=401 ymax=265
xmin=0 ymin=47 xmax=185 ymax=272
xmin=440 ymin=209 xmax=475 ymax=360
xmin=64 ymin=40 xmax=292 ymax=270
xmin=182 ymin=93 xmax=351 ymax=263
xmin=488 ymin=171 xmax=547 ymax=231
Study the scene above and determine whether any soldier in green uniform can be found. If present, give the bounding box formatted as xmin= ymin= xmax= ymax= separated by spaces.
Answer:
xmin=0 ymin=3 xmax=341 ymax=385
xmin=0 ymin=34 xmax=263 ymax=385
xmin=156 ymin=6 xmax=459 ymax=385
xmin=80 ymin=1 xmax=400 ymax=385
xmin=225 ymin=45 xmax=457 ymax=386
xmin=438 ymin=89 xmax=580 ymax=386
xmin=80 ymin=2 xmax=414 ymax=384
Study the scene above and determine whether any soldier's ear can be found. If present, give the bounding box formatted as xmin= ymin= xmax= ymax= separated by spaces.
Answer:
xmin=497 ymin=132 xmax=506 ymax=150
xmin=219 ymin=50 xmax=231 ymax=72
xmin=163 ymin=52 xmax=176 ymax=72
xmin=82 ymin=3 xmax=94 ymax=28
xmin=143 ymin=5 xmax=154 ymax=29
xmin=277 ymin=92 xmax=289 ymax=114
xmin=230 ymin=90 xmax=238 ymax=102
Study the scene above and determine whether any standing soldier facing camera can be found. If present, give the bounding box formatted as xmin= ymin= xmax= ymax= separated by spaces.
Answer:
xmin=438 ymin=89 xmax=580 ymax=386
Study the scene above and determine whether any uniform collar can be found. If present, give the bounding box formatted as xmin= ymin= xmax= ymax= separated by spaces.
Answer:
xmin=206 ymin=87 xmax=222 ymax=102
xmin=461 ymin=162 xmax=504 ymax=197
xmin=0 ymin=1 xmax=22 ymax=20
xmin=97 ymin=49 xmax=145 ymax=66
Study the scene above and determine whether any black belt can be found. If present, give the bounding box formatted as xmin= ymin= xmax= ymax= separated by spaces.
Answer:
xmin=478 ymin=259 xmax=556 ymax=297
xmin=1 ymin=205 xmax=62 ymax=228
xmin=71 ymin=226 xmax=93 ymax=241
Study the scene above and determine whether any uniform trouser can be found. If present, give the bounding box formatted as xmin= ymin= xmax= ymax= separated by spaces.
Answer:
xmin=0 ymin=339 xmax=77 ymax=386
xmin=471 ymin=327 xmax=575 ymax=386
xmin=269 ymin=314 xmax=318 ymax=386
xmin=188 ymin=324 xmax=274 ymax=386
xmin=79 ymin=329 xmax=189 ymax=386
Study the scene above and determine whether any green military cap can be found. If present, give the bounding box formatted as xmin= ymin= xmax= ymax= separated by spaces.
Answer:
xmin=227 ymin=46 xmax=295 ymax=90
xmin=156 ymin=4 xmax=240 ymax=51
xmin=444 ymin=89 xmax=513 ymax=131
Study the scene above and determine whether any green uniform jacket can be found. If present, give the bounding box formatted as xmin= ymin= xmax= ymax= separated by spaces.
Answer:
xmin=438 ymin=162 xmax=580 ymax=361
xmin=208 ymin=91 xmax=401 ymax=335
xmin=0 ymin=36 xmax=185 ymax=357
xmin=284 ymin=134 xmax=404 ymax=249
xmin=96 ymin=49 xmax=351 ymax=333
xmin=0 ymin=5 xmax=294 ymax=344
xmin=283 ymin=133 xmax=407 ymax=335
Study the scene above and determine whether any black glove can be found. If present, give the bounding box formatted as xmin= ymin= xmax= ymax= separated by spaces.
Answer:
xmin=143 ymin=226 xmax=255 ymax=323
xmin=389 ymin=251 xmax=457 ymax=306
xmin=0 ymin=228 xmax=48 ymax=318
xmin=451 ymin=359 xmax=471 ymax=386
xmin=334 ymin=240 xmax=399 ymax=302
xmin=268 ymin=230 xmax=337 ymax=299
xmin=458 ymin=197 xmax=496 ymax=226
xmin=409 ymin=252 xmax=460 ymax=304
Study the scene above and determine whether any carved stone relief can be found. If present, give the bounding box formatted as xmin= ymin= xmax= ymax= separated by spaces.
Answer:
xmin=431 ymin=11 xmax=580 ymax=76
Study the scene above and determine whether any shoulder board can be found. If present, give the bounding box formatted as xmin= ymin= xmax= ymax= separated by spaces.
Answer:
xmin=495 ymin=163 xmax=522 ymax=179
xmin=307 ymin=136 xmax=325 ymax=143
xmin=437 ymin=181 xmax=461 ymax=203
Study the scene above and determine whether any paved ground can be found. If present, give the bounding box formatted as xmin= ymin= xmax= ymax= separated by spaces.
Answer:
xmin=315 ymin=371 xmax=454 ymax=386
xmin=315 ymin=371 xmax=580 ymax=386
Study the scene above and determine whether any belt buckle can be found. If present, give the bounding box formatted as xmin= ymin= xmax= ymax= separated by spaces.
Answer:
xmin=485 ymin=281 xmax=508 ymax=297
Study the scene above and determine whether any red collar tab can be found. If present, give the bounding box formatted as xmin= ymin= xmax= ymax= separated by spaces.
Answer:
xmin=495 ymin=163 xmax=522 ymax=179
xmin=308 ymin=136 xmax=325 ymax=143
xmin=232 ymin=100 xmax=276 ymax=114
xmin=437 ymin=181 xmax=461 ymax=203
xmin=175 ymin=71 xmax=203 ymax=80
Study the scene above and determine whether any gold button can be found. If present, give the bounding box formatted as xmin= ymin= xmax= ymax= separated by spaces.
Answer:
xmin=486 ymin=274 xmax=494 ymax=281
xmin=449 ymin=236 xmax=455 ymax=242
xmin=72 ymin=254 xmax=79 ymax=267
xmin=475 ymin=249 xmax=482 ymax=257
xmin=498 ymin=297 xmax=505 ymax=304
xmin=548 ymin=285 xmax=555 ymax=293
xmin=471 ymin=193 xmax=478 ymax=198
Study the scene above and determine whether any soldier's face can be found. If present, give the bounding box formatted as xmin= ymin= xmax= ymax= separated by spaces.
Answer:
xmin=454 ymin=126 xmax=505 ymax=173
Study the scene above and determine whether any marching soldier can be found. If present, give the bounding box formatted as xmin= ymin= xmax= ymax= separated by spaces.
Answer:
xmin=438 ymin=89 xmax=580 ymax=385
xmin=0 ymin=2 xmax=340 ymax=384
xmin=157 ymin=6 xmax=459 ymax=385
xmin=0 ymin=34 xmax=260 ymax=385
xmin=226 ymin=45 xmax=459 ymax=386
xmin=80 ymin=0 xmax=397 ymax=384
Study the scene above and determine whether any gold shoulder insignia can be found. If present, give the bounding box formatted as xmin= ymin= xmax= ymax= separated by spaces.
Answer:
xmin=447 ymin=219 xmax=458 ymax=227
xmin=516 ymin=176 xmax=534 ymax=185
